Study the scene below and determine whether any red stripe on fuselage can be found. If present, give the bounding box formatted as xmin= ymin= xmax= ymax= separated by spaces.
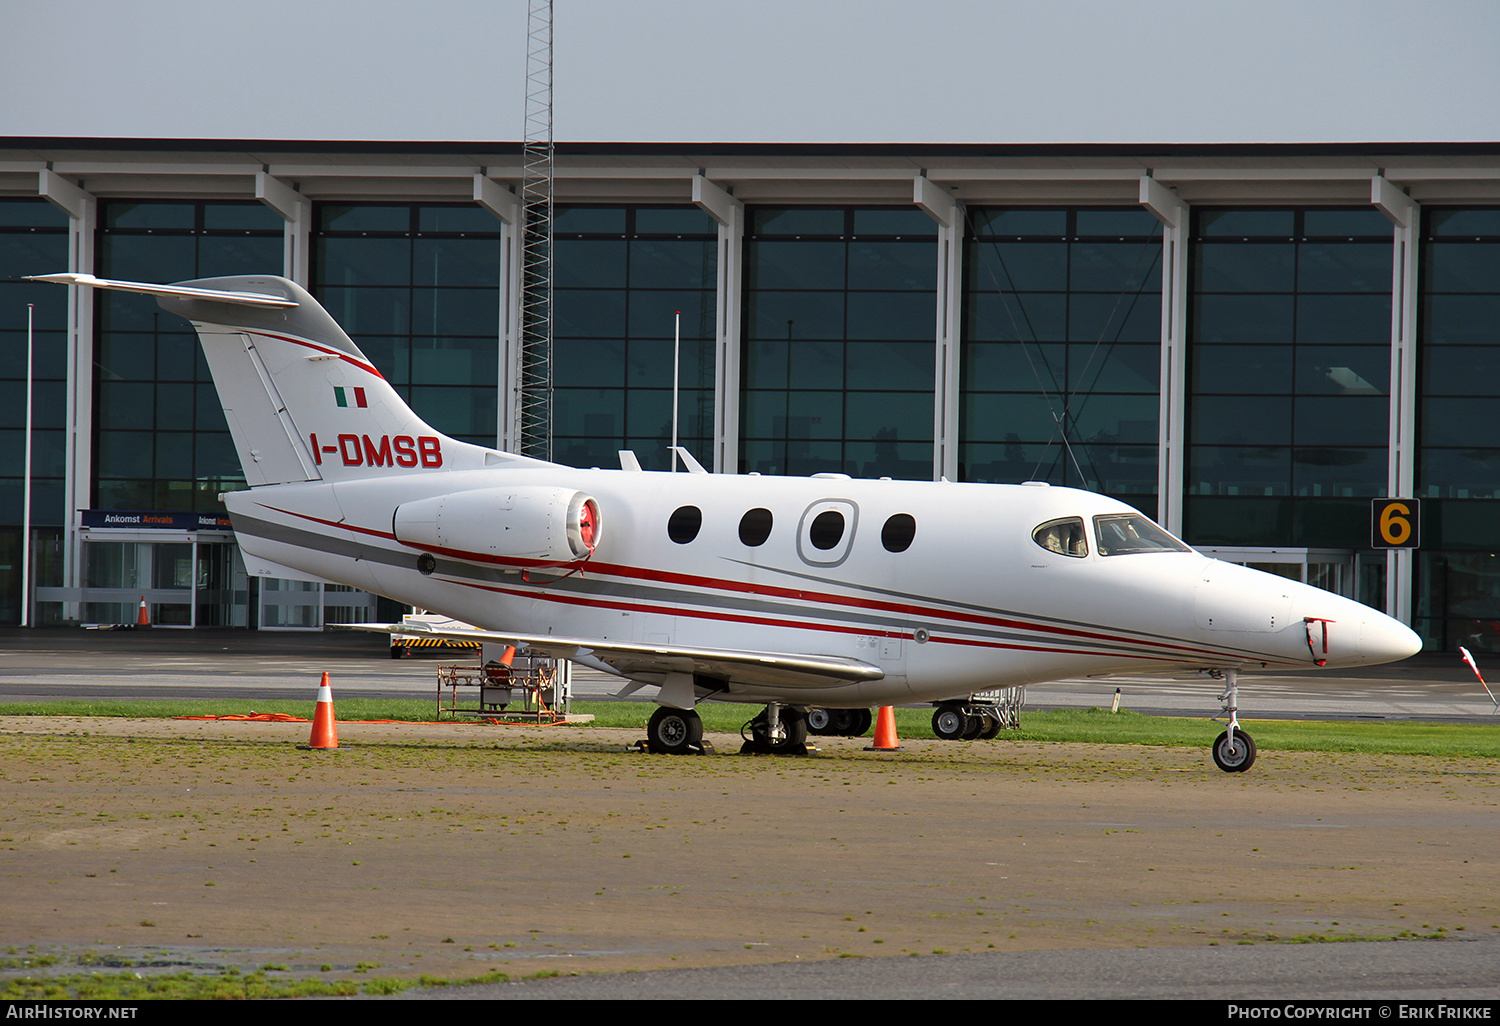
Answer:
xmin=260 ymin=506 xmax=1268 ymax=666
xmin=399 ymin=538 xmax=1247 ymax=664
xmin=442 ymin=575 xmax=1199 ymax=664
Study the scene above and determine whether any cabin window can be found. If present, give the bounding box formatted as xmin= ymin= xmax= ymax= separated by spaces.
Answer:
xmin=739 ymin=508 xmax=773 ymax=546
xmin=667 ymin=505 xmax=703 ymax=543
xmin=808 ymin=510 xmax=846 ymax=550
xmin=1092 ymin=513 xmax=1191 ymax=556
xmin=1032 ymin=517 xmax=1089 ymax=558
xmin=881 ymin=513 xmax=916 ymax=552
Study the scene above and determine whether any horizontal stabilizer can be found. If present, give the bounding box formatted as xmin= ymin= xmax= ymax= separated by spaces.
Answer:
xmin=25 ymin=273 xmax=298 ymax=308
xmin=337 ymin=622 xmax=884 ymax=690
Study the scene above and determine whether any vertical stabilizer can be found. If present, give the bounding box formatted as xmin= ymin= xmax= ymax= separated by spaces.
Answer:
xmin=33 ymin=273 xmax=548 ymax=485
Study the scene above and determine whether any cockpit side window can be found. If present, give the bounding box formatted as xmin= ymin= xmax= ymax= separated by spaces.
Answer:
xmin=1032 ymin=517 xmax=1089 ymax=558
xmin=1092 ymin=513 xmax=1192 ymax=556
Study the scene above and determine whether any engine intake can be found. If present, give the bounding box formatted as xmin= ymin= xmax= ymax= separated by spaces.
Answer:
xmin=393 ymin=486 xmax=601 ymax=567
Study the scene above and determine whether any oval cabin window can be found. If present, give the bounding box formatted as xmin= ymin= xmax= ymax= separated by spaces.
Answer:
xmin=667 ymin=505 xmax=703 ymax=544
xmin=881 ymin=513 xmax=916 ymax=552
xmin=739 ymin=507 xmax=773 ymax=546
xmin=808 ymin=510 xmax=846 ymax=550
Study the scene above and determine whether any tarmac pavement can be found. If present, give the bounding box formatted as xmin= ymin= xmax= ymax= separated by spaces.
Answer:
xmin=0 ymin=626 xmax=1495 ymax=724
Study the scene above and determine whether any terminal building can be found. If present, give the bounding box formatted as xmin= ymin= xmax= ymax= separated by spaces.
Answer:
xmin=2 ymin=137 xmax=1498 ymax=650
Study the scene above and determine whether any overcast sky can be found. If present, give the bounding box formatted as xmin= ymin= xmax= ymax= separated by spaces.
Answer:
xmin=3 ymin=0 xmax=1497 ymax=145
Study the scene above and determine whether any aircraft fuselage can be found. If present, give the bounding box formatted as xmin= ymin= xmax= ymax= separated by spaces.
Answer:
xmin=227 ymin=467 xmax=1416 ymax=708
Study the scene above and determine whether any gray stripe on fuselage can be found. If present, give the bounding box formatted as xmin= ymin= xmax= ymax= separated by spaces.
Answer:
xmin=721 ymin=556 xmax=1215 ymax=654
xmin=231 ymin=513 xmax=1267 ymax=662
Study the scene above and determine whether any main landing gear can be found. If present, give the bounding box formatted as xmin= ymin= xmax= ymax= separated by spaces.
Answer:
xmin=1210 ymin=667 xmax=1257 ymax=773
xmin=645 ymin=706 xmax=705 ymax=755
xmin=806 ymin=706 xmax=873 ymax=738
xmin=643 ymin=703 xmax=824 ymax=756
xmin=931 ymin=701 xmax=1003 ymax=741
xmin=741 ymin=703 xmax=808 ymax=755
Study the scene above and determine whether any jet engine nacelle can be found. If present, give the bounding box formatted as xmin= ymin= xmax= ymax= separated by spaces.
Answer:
xmin=393 ymin=486 xmax=600 ymax=567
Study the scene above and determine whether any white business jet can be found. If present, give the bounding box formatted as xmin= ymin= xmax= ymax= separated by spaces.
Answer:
xmin=32 ymin=273 xmax=1423 ymax=770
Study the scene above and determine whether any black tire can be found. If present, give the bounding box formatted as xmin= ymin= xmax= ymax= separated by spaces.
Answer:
xmin=776 ymin=708 xmax=808 ymax=750
xmin=390 ymin=645 xmax=405 ymax=660
xmin=961 ymin=711 xmax=985 ymax=740
xmin=849 ymin=708 xmax=873 ymax=737
xmin=932 ymin=703 xmax=967 ymax=741
xmin=806 ymin=707 xmax=833 ymax=735
xmin=1212 ymin=729 xmax=1257 ymax=773
xmin=749 ymin=707 xmax=807 ymax=752
xmin=978 ymin=712 xmax=1002 ymax=740
xmin=827 ymin=709 xmax=856 ymax=735
xmin=647 ymin=707 xmax=703 ymax=755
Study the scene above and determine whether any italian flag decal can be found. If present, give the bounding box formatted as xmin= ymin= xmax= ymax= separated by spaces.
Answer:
xmin=334 ymin=386 xmax=367 ymax=408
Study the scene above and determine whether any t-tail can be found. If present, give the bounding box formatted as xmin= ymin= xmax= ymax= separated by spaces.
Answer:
xmin=30 ymin=273 xmax=544 ymax=484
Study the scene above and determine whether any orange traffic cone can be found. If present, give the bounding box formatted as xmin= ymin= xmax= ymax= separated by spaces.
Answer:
xmin=136 ymin=596 xmax=150 ymax=627
xmin=867 ymin=705 xmax=901 ymax=751
xmin=307 ymin=672 xmax=338 ymax=750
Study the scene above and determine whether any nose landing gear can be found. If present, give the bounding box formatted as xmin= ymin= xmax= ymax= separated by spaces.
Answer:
xmin=1210 ymin=667 xmax=1256 ymax=773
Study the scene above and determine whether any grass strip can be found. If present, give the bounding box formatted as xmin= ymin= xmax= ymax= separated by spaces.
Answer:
xmin=0 ymin=698 xmax=1495 ymax=759
xmin=0 ymin=965 xmax=563 ymax=1000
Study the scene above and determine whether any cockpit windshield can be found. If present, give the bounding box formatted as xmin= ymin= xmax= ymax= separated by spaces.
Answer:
xmin=1092 ymin=513 xmax=1192 ymax=556
xmin=1032 ymin=517 xmax=1089 ymax=558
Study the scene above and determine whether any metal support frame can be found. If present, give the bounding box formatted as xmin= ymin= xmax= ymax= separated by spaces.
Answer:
xmin=693 ymin=174 xmax=743 ymax=473
xmin=474 ymin=173 xmax=523 ymax=451
xmin=915 ymin=174 xmax=963 ymax=482
xmin=517 ymin=0 xmax=555 ymax=462
xmin=39 ymin=168 xmax=94 ymax=621
xmin=1374 ymin=174 xmax=1419 ymax=625
xmin=1140 ymin=175 xmax=1189 ymax=534
xmin=255 ymin=171 xmax=310 ymax=288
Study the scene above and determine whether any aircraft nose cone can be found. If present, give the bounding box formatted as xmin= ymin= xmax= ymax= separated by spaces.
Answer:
xmin=1358 ymin=612 xmax=1423 ymax=666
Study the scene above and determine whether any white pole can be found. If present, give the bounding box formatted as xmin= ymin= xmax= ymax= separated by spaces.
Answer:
xmin=21 ymin=303 xmax=33 ymax=628
xmin=671 ymin=309 xmax=680 ymax=472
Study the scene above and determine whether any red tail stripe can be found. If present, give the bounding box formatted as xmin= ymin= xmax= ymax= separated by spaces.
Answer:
xmin=255 ymin=331 xmax=386 ymax=379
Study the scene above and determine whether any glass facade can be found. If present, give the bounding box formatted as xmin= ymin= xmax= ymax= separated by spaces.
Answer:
xmin=7 ymin=150 xmax=1500 ymax=648
xmin=0 ymin=199 xmax=70 ymax=623
xmin=94 ymin=201 xmax=284 ymax=512
xmin=1185 ymin=208 xmax=1393 ymax=547
xmin=741 ymin=207 xmax=936 ymax=478
xmin=961 ymin=207 xmax=1162 ymax=510
xmin=314 ymin=203 xmax=502 ymax=447
xmin=552 ymin=205 xmax=717 ymax=470
xmin=1414 ymin=208 xmax=1500 ymax=650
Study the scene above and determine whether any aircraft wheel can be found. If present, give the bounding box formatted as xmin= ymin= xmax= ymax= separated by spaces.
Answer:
xmin=773 ymin=708 xmax=808 ymax=751
xmin=647 ymin=706 xmax=703 ymax=755
xmin=827 ymin=709 xmax=857 ymax=735
xmin=806 ymin=707 xmax=834 ymax=735
xmin=932 ymin=703 xmax=967 ymax=741
xmin=748 ymin=707 xmax=807 ymax=753
xmin=849 ymin=708 xmax=873 ymax=737
xmin=961 ymin=712 xmax=985 ymax=740
xmin=1212 ymin=729 xmax=1257 ymax=773
xmin=978 ymin=712 xmax=1003 ymax=740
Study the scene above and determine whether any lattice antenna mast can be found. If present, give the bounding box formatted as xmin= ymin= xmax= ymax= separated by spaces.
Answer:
xmin=518 ymin=0 xmax=555 ymax=461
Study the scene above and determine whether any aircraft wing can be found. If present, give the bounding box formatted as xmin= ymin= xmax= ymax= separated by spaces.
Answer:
xmin=339 ymin=622 xmax=884 ymax=691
